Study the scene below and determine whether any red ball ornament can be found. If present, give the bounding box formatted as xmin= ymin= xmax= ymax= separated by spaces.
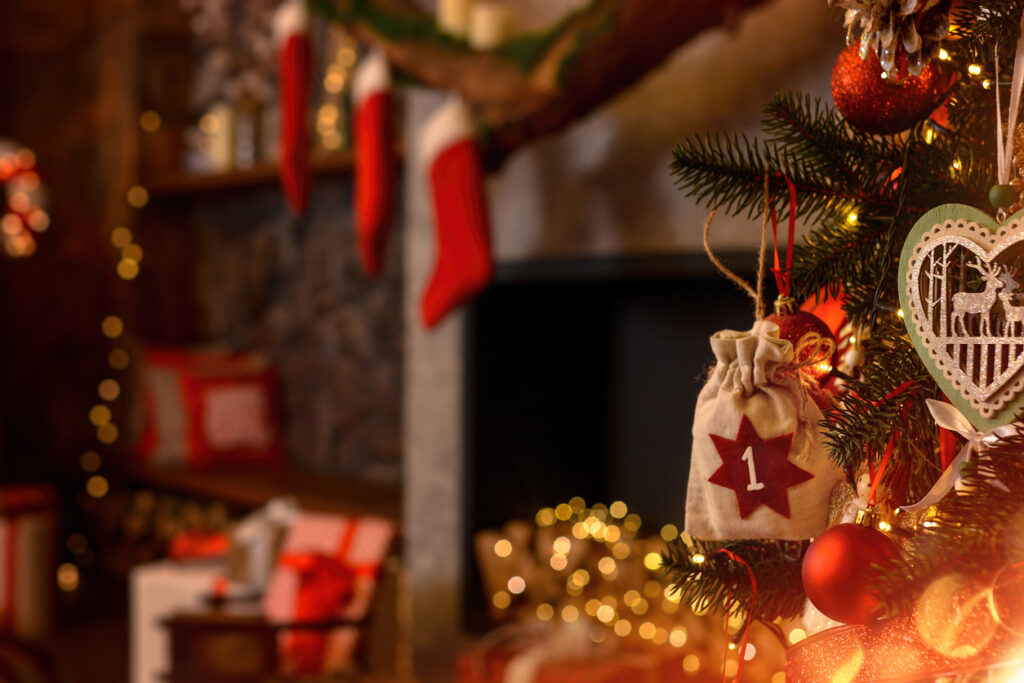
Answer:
xmin=766 ymin=296 xmax=837 ymax=386
xmin=831 ymin=44 xmax=952 ymax=135
xmin=802 ymin=521 xmax=900 ymax=624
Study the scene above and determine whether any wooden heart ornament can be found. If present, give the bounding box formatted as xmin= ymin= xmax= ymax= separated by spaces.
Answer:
xmin=899 ymin=205 xmax=1024 ymax=430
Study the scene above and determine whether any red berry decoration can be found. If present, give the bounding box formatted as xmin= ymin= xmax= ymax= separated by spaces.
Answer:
xmin=831 ymin=44 xmax=952 ymax=135
xmin=766 ymin=296 xmax=836 ymax=386
xmin=802 ymin=520 xmax=900 ymax=624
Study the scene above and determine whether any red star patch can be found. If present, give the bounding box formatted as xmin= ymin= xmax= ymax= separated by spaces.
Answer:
xmin=708 ymin=415 xmax=812 ymax=519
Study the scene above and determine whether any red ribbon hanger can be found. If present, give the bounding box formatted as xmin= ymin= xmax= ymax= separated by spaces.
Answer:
xmin=718 ymin=548 xmax=757 ymax=683
xmin=769 ymin=174 xmax=798 ymax=299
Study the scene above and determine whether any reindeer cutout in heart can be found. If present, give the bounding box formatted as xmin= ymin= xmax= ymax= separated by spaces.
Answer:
xmin=900 ymin=205 xmax=1024 ymax=430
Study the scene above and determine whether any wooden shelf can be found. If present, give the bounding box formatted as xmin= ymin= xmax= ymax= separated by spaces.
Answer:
xmin=143 ymin=151 xmax=355 ymax=199
xmin=127 ymin=463 xmax=401 ymax=521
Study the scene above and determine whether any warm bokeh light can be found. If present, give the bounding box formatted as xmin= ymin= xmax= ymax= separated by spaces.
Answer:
xmin=493 ymin=539 xmax=512 ymax=558
xmin=66 ymin=533 xmax=88 ymax=554
xmin=535 ymin=507 xmax=555 ymax=526
xmin=661 ymin=523 xmax=679 ymax=541
xmin=108 ymin=348 xmax=130 ymax=370
xmin=101 ymin=316 xmax=124 ymax=338
xmin=88 ymin=405 xmax=111 ymax=427
xmin=536 ymin=603 xmax=553 ymax=621
xmin=561 ymin=604 xmax=579 ymax=623
xmin=643 ymin=552 xmax=661 ymax=570
xmin=117 ymin=258 xmax=139 ymax=280
xmin=86 ymin=475 xmax=110 ymax=498
xmin=139 ymin=110 xmax=162 ymax=132
xmin=79 ymin=451 xmax=101 ymax=472
xmin=670 ymin=627 xmax=688 ymax=647
xmin=126 ymin=185 xmax=149 ymax=208
xmin=492 ymin=591 xmax=510 ymax=609
xmin=507 ymin=576 xmax=525 ymax=594
xmin=682 ymin=654 xmax=700 ymax=673
xmin=609 ymin=500 xmax=627 ymax=518
xmin=57 ymin=563 xmax=80 ymax=592
xmin=98 ymin=378 xmax=121 ymax=401
xmin=110 ymin=227 xmax=133 ymax=248
xmin=552 ymin=536 xmax=571 ymax=555
xmin=96 ymin=423 xmax=119 ymax=444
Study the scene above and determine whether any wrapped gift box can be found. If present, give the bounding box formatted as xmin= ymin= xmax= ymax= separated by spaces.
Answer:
xmin=130 ymin=560 xmax=227 ymax=683
xmin=263 ymin=512 xmax=396 ymax=675
xmin=0 ymin=485 xmax=57 ymax=641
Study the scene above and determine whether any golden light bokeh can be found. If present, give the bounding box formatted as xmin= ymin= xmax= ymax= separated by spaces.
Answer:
xmin=101 ymin=316 xmax=124 ymax=338
xmin=536 ymin=603 xmax=553 ymax=621
xmin=139 ymin=110 xmax=162 ymax=132
xmin=86 ymin=475 xmax=110 ymax=498
xmin=108 ymin=348 xmax=130 ymax=370
xmin=670 ymin=627 xmax=688 ymax=647
xmin=110 ymin=227 xmax=133 ymax=248
xmin=126 ymin=185 xmax=149 ymax=208
xmin=96 ymin=423 xmax=119 ymax=444
xmin=98 ymin=378 xmax=121 ymax=401
xmin=535 ymin=507 xmax=555 ymax=526
xmin=507 ymin=576 xmax=525 ymax=594
xmin=117 ymin=258 xmax=140 ymax=280
xmin=493 ymin=539 xmax=512 ymax=558
xmin=643 ymin=552 xmax=661 ymax=571
xmin=88 ymin=405 xmax=111 ymax=427
xmin=57 ymin=563 xmax=80 ymax=592
xmin=79 ymin=451 xmax=101 ymax=472
xmin=491 ymin=591 xmax=510 ymax=609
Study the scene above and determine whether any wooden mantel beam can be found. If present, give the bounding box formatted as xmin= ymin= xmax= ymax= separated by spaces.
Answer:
xmin=318 ymin=0 xmax=771 ymax=166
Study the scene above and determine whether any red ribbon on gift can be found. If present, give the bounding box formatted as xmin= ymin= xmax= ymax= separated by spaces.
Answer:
xmin=276 ymin=516 xmax=387 ymax=675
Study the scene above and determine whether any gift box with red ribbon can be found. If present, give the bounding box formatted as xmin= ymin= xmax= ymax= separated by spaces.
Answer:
xmin=262 ymin=512 xmax=396 ymax=675
xmin=0 ymin=485 xmax=58 ymax=641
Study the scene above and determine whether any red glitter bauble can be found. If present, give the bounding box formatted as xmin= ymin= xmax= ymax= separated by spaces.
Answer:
xmin=831 ymin=44 xmax=952 ymax=135
xmin=766 ymin=307 xmax=836 ymax=386
xmin=802 ymin=523 xmax=900 ymax=624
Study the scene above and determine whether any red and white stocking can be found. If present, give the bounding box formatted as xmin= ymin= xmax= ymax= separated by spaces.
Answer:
xmin=419 ymin=97 xmax=493 ymax=328
xmin=274 ymin=0 xmax=311 ymax=214
xmin=352 ymin=51 xmax=396 ymax=277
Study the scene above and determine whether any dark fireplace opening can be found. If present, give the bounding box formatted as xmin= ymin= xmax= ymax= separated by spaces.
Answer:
xmin=462 ymin=254 xmax=757 ymax=629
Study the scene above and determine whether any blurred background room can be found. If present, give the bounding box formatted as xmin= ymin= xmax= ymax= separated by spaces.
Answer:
xmin=0 ymin=0 xmax=840 ymax=681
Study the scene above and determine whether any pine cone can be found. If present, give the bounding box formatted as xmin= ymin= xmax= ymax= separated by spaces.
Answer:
xmin=831 ymin=0 xmax=950 ymax=76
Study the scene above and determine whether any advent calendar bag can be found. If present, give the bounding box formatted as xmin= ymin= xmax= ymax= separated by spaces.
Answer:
xmin=685 ymin=320 xmax=842 ymax=540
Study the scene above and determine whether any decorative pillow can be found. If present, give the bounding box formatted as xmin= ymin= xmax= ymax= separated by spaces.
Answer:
xmin=137 ymin=347 xmax=285 ymax=468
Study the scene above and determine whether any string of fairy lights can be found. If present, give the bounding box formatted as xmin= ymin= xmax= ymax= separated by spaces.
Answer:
xmin=54 ymin=21 xmax=362 ymax=591
xmin=480 ymin=496 xmax=807 ymax=680
xmin=55 ymin=116 xmax=153 ymax=595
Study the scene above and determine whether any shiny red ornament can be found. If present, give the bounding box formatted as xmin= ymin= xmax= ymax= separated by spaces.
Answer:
xmin=802 ymin=522 xmax=899 ymax=624
xmin=831 ymin=44 xmax=952 ymax=135
xmin=767 ymin=298 xmax=837 ymax=386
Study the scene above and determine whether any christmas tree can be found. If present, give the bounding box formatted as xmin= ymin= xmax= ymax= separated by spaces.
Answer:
xmin=663 ymin=0 xmax=1024 ymax=678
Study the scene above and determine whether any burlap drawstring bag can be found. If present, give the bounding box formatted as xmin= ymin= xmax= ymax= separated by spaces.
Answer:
xmin=684 ymin=320 xmax=843 ymax=540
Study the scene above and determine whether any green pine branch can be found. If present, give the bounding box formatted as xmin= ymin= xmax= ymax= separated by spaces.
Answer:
xmin=661 ymin=537 xmax=808 ymax=623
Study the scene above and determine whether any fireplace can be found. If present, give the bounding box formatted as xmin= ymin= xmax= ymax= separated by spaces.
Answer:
xmin=461 ymin=253 xmax=757 ymax=626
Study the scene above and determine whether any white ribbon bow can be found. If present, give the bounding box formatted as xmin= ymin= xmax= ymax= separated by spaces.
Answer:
xmin=902 ymin=400 xmax=1016 ymax=513
xmin=996 ymin=12 xmax=1024 ymax=191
